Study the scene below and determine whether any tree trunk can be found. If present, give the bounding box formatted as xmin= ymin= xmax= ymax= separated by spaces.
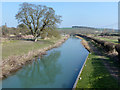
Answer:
xmin=34 ymin=38 xmax=38 ymax=42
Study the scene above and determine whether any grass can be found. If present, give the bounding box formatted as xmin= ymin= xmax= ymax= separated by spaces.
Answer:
xmin=95 ymin=37 xmax=118 ymax=44
xmin=2 ymin=37 xmax=62 ymax=59
xmin=76 ymin=53 xmax=119 ymax=88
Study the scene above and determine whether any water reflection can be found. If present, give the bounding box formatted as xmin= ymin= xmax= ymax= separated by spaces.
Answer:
xmin=17 ymin=51 xmax=61 ymax=88
xmin=2 ymin=37 xmax=89 ymax=88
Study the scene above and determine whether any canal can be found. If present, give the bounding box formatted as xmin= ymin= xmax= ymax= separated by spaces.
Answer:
xmin=2 ymin=37 xmax=89 ymax=88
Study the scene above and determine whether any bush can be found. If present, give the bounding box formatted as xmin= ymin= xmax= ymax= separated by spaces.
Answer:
xmin=104 ymin=42 xmax=115 ymax=53
xmin=41 ymin=31 xmax=47 ymax=39
xmin=100 ymin=40 xmax=106 ymax=46
xmin=89 ymin=37 xmax=95 ymax=40
xmin=78 ymin=35 xmax=116 ymax=53
xmin=47 ymin=29 xmax=60 ymax=38
xmin=115 ymin=44 xmax=120 ymax=59
xmin=2 ymin=25 xmax=9 ymax=36
xmin=94 ymin=39 xmax=102 ymax=45
xmin=118 ymin=38 xmax=120 ymax=43
xmin=92 ymin=38 xmax=98 ymax=42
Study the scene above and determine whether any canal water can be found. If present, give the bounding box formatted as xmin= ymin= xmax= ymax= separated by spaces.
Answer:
xmin=2 ymin=37 xmax=89 ymax=88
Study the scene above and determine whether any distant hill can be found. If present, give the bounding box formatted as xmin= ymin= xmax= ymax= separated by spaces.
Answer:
xmin=72 ymin=26 xmax=96 ymax=30
xmin=58 ymin=26 xmax=118 ymax=34
xmin=72 ymin=26 xmax=118 ymax=31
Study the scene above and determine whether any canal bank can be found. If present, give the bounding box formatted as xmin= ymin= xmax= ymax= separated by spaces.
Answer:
xmin=75 ymin=35 xmax=120 ymax=88
xmin=1 ymin=35 xmax=70 ymax=80
xmin=75 ymin=36 xmax=91 ymax=52
xmin=72 ymin=36 xmax=90 ymax=88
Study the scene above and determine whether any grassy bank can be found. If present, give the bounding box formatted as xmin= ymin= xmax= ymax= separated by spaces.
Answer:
xmin=76 ymin=53 xmax=119 ymax=88
xmin=2 ymin=37 xmax=62 ymax=59
xmin=1 ymin=35 xmax=69 ymax=79
xmin=76 ymin=37 xmax=119 ymax=88
xmin=75 ymin=36 xmax=91 ymax=52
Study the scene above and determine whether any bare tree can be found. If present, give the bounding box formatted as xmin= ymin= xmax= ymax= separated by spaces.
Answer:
xmin=16 ymin=2 xmax=62 ymax=41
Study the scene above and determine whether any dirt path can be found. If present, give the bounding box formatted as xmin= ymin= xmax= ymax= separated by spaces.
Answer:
xmin=88 ymin=40 xmax=120 ymax=85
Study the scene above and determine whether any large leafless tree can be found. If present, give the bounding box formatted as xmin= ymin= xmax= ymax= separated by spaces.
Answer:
xmin=16 ymin=3 xmax=62 ymax=41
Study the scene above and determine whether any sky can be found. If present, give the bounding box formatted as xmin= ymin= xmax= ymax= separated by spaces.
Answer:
xmin=1 ymin=2 xmax=118 ymax=29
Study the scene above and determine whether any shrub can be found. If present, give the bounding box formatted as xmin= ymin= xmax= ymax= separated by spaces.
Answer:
xmin=100 ymin=40 xmax=106 ymax=46
xmin=86 ymin=36 xmax=91 ymax=39
xmin=103 ymin=41 xmax=109 ymax=47
xmin=41 ymin=31 xmax=47 ymax=39
xmin=94 ymin=39 xmax=102 ymax=45
xmin=2 ymin=25 xmax=9 ymax=36
xmin=89 ymin=37 xmax=95 ymax=40
xmin=92 ymin=38 xmax=98 ymax=42
xmin=115 ymin=44 xmax=120 ymax=59
xmin=118 ymin=38 xmax=120 ymax=43
xmin=104 ymin=42 xmax=115 ymax=53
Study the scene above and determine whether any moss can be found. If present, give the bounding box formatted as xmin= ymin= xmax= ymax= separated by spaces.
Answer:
xmin=115 ymin=44 xmax=120 ymax=59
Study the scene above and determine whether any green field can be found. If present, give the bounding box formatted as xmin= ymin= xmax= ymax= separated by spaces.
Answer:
xmin=2 ymin=37 xmax=61 ymax=59
xmin=94 ymin=37 xmax=118 ymax=44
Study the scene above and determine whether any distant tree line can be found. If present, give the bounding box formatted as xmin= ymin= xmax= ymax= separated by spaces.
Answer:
xmin=72 ymin=26 xmax=96 ymax=30
xmin=59 ymin=27 xmax=119 ymax=36
xmin=2 ymin=24 xmax=30 ymax=36
xmin=2 ymin=23 xmax=60 ymax=39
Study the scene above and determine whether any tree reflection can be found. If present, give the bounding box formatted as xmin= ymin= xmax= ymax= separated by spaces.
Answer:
xmin=17 ymin=51 xmax=61 ymax=88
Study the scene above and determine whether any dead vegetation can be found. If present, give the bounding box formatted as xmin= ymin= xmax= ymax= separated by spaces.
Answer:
xmin=75 ymin=36 xmax=91 ymax=52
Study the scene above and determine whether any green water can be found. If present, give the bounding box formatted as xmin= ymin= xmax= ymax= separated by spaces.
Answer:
xmin=2 ymin=37 xmax=89 ymax=88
